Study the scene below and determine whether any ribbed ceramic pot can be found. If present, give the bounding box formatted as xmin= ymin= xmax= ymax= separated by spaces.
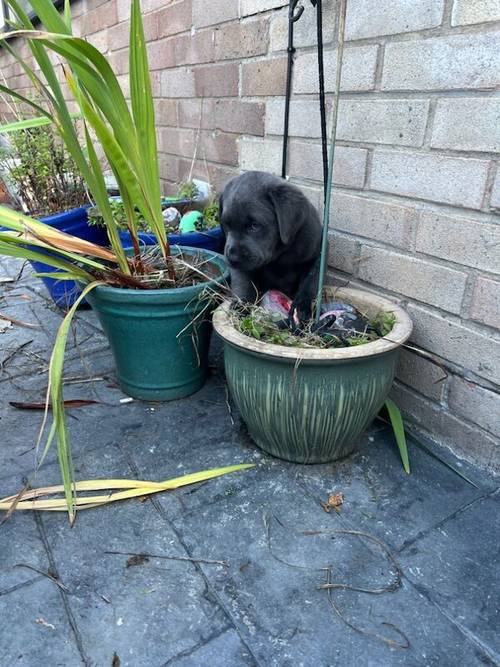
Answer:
xmin=213 ymin=287 xmax=413 ymax=464
xmin=86 ymin=248 xmax=228 ymax=401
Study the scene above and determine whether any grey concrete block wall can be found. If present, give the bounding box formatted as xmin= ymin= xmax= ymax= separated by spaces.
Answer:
xmin=0 ymin=0 xmax=498 ymax=472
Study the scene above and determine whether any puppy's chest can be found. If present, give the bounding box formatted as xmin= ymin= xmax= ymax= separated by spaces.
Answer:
xmin=252 ymin=264 xmax=301 ymax=298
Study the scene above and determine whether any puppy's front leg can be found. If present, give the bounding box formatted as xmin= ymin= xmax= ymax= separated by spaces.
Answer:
xmin=229 ymin=268 xmax=259 ymax=304
xmin=290 ymin=256 xmax=321 ymax=324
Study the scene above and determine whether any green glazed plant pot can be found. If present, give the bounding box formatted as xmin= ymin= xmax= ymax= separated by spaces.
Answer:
xmin=86 ymin=247 xmax=228 ymax=401
xmin=213 ymin=287 xmax=413 ymax=464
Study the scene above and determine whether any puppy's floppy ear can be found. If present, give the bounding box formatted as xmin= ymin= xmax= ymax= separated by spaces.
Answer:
xmin=267 ymin=182 xmax=310 ymax=246
xmin=218 ymin=191 xmax=224 ymax=218
xmin=218 ymin=192 xmax=226 ymax=244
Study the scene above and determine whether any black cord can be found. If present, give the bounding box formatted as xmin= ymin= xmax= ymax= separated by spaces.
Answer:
xmin=282 ymin=0 xmax=328 ymax=199
xmin=315 ymin=0 xmax=329 ymax=197
xmin=281 ymin=1 xmax=304 ymax=179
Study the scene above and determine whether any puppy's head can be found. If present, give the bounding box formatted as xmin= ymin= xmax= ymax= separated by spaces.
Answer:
xmin=220 ymin=171 xmax=311 ymax=271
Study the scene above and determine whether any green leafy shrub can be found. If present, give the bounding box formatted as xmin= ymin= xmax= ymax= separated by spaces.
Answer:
xmin=0 ymin=123 xmax=87 ymax=217
xmin=88 ymin=197 xmax=221 ymax=234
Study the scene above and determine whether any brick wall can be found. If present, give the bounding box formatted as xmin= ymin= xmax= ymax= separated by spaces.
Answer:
xmin=0 ymin=0 xmax=499 ymax=471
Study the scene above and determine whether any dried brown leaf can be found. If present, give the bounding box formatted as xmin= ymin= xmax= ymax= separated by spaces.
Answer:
xmin=126 ymin=554 xmax=150 ymax=568
xmin=9 ymin=399 xmax=101 ymax=410
xmin=321 ymin=492 xmax=344 ymax=513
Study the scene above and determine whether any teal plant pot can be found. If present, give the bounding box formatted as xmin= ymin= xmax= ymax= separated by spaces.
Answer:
xmin=86 ymin=247 xmax=228 ymax=401
xmin=213 ymin=288 xmax=413 ymax=464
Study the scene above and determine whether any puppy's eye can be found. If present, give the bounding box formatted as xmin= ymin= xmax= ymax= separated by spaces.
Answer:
xmin=248 ymin=222 xmax=260 ymax=232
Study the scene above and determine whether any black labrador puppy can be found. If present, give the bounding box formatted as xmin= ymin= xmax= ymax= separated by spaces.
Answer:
xmin=220 ymin=171 xmax=323 ymax=323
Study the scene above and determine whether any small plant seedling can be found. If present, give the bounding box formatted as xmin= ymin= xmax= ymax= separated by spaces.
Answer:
xmin=370 ymin=311 xmax=397 ymax=337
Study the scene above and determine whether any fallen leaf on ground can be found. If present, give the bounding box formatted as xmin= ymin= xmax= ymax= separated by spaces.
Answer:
xmin=9 ymin=399 xmax=101 ymax=410
xmin=126 ymin=554 xmax=150 ymax=568
xmin=35 ymin=617 xmax=55 ymax=630
xmin=321 ymin=492 xmax=344 ymax=513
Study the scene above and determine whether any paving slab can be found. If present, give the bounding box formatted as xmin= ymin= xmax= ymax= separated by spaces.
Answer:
xmin=0 ymin=578 xmax=83 ymax=666
xmin=0 ymin=257 xmax=499 ymax=667
xmin=398 ymin=491 xmax=500 ymax=664
xmin=169 ymin=470 xmax=494 ymax=666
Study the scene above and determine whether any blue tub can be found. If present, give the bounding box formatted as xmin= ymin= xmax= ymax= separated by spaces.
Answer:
xmin=119 ymin=226 xmax=224 ymax=253
xmin=30 ymin=207 xmax=109 ymax=309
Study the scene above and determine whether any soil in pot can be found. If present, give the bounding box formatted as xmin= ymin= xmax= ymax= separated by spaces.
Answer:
xmin=213 ymin=288 xmax=413 ymax=464
xmin=86 ymin=246 xmax=229 ymax=401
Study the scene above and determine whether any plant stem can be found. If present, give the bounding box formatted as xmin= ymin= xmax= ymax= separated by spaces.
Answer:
xmin=315 ymin=0 xmax=347 ymax=323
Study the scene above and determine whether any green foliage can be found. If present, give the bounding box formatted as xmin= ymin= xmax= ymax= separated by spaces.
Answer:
xmin=384 ymin=398 xmax=410 ymax=474
xmin=344 ymin=335 xmax=372 ymax=347
xmin=0 ymin=0 xmax=170 ymax=275
xmin=88 ymin=196 xmax=221 ymax=234
xmin=178 ymin=180 xmax=199 ymax=200
xmin=370 ymin=311 xmax=396 ymax=337
xmin=0 ymin=122 xmax=87 ymax=217
xmin=234 ymin=305 xmax=395 ymax=349
xmin=0 ymin=0 xmax=184 ymax=520
xmin=0 ymin=111 xmax=80 ymax=133
xmin=202 ymin=198 xmax=220 ymax=229
xmin=87 ymin=198 xmax=152 ymax=232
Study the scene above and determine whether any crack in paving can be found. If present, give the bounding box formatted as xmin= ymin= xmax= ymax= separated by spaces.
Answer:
xmin=406 ymin=579 xmax=500 ymax=666
xmin=0 ymin=575 xmax=43 ymax=597
xmin=397 ymin=489 xmax=499 ymax=555
xmin=34 ymin=512 xmax=91 ymax=666
xmin=117 ymin=440 xmax=265 ymax=667
xmin=159 ymin=625 xmax=234 ymax=667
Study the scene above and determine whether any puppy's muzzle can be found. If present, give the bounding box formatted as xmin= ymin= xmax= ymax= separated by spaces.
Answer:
xmin=225 ymin=243 xmax=240 ymax=264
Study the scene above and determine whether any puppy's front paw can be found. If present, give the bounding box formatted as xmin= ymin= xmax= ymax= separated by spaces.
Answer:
xmin=289 ymin=296 xmax=312 ymax=327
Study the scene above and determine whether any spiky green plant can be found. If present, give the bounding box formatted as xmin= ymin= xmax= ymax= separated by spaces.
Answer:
xmin=0 ymin=0 xmax=201 ymax=521
xmin=0 ymin=0 xmax=171 ymax=277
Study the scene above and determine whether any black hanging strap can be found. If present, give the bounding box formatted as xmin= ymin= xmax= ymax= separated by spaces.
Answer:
xmin=281 ymin=0 xmax=304 ymax=179
xmin=281 ymin=0 xmax=329 ymax=202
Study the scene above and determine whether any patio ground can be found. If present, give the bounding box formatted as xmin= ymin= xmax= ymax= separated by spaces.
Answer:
xmin=0 ymin=256 xmax=499 ymax=667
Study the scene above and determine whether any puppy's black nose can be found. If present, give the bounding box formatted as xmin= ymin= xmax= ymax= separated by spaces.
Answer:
xmin=225 ymin=244 xmax=239 ymax=263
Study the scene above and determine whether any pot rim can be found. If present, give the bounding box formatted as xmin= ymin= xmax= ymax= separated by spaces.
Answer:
xmin=84 ymin=246 xmax=229 ymax=300
xmin=213 ymin=287 xmax=413 ymax=361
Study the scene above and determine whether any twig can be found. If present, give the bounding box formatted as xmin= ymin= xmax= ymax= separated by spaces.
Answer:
xmin=13 ymin=563 xmax=68 ymax=592
xmin=324 ymin=567 xmax=410 ymax=649
xmin=0 ymin=339 xmax=32 ymax=372
xmin=264 ymin=514 xmax=409 ymax=649
xmin=0 ymin=311 xmax=40 ymax=329
xmin=103 ymin=550 xmax=228 ymax=567
xmin=61 ymin=375 xmax=106 ymax=386
xmin=315 ymin=529 xmax=402 ymax=594
xmin=188 ymin=98 xmax=204 ymax=183
xmin=225 ymin=384 xmax=235 ymax=426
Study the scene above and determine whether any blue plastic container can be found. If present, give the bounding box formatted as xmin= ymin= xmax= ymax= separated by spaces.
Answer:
xmin=119 ymin=226 xmax=224 ymax=253
xmin=30 ymin=207 xmax=109 ymax=309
